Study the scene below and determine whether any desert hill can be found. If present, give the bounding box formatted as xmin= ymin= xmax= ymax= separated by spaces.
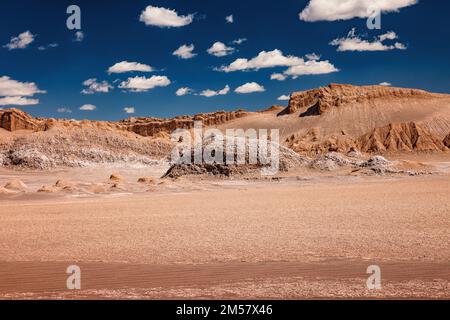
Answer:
xmin=357 ymin=122 xmax=447 ymax=153
xmin=279 ymin=83 xmax=434 ymax=116
xmin=0 ymin=84 xmax=449 ymax=170
xmin=216 ymin=84 xmax=450 ymax=154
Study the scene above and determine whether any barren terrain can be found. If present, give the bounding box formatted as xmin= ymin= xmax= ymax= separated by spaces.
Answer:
xmin=0 ymin=84 xmax=449 ymax=299
xmin=0 ymin=162 xmax=449 ymax=299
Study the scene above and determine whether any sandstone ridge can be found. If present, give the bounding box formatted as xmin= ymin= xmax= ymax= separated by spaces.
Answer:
xmin=120 ymin=110 xmax=250 ymax=137
xmin=0 ymin=108 xmax=251 ymax=138
xmin=279 ymin=83 xmax=436 ymax=116
xmin=286 ymin=122 xmax=449 ymax=154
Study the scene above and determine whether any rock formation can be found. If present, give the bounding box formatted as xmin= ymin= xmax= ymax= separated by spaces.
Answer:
xmin=357 ymin=122 xmax=448 ymax=153
xmin=0 ymin=108 xmax=49 ymax=131
xmin=120 ymin=110 xmax=250 ymax=137
xmin=286 ymin=122 xmax=449 ymax=154
xmin=1 ymin=83 xmax=449 ymax=171
xmin=444 ymin=133 xmax=450 ymax=148
xmin=0 ymin=108 xmax=251 ymax=138
xmin=285 ymin=127 xmax=357 ymax=154
xmin=279 ymin=83 xmax=434 ymax=117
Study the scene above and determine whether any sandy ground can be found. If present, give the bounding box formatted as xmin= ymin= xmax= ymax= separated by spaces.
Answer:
xmin=0 ymin=165 xmax=449 ymax=299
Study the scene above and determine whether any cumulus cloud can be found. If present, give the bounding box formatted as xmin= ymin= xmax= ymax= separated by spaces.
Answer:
xmin=232 ymin=38 xmax=247 ymax=45
xmin=173 ymin=44 xmax=197 ymax=59
xmin=284 ymin=59 xmax=340 ymax=78
xmin=330 ymin=28 xmax=407 ymax=52
xmin=0 ymin=76 xmax=45 ymax=106
xmin=235 ymin=82 xmax=265 ymax=94
xmin=217 ymin=49 xmax=338 ymax=78
xmin=57 ymin=107 xmax=72 ymax=113
xmin=270 ymin=73 xmax=287 ymax=81
xmin=81 ymin=78 xmax=113 ymax=94
xmin=0 ymin=76 xmax=46 ymax=97
xmin=299 ymin=0 xmax=418 ymax=22
xmin=108 ymin=61 xmax=153 ymax=74
xmin=218 ymin=49 xmax=302 ymax=72
xmin=176 ymin=87 xmax=193 ymax=96
xmin=225 ymin=15 xmax=234 ymax=23
xmin=79 ymin=104 xmax=96 ymax=111
xmin=140 ymin=6 xmax=193 ymax=28
xmin=74 ymin=31 xmax=84 ymax=42
xmin=379 ymin=82 xmax=392 ymax=86
xmin=0 ymin=96 xmax=39 ymax=106
xmin=277 ymin=95 xmax=290 ymax=101
xmin=199 ymin=85 xmax=230 ymax=97
xmin=119 ymin=75 xmax=171 ymax=92
xmin=207 ymin=42 xmax=235 ymax=57
xmin=124 ymin=107 xmax=135 ymax=114
xmin=4 ymin=31 xmax=35 ymax=50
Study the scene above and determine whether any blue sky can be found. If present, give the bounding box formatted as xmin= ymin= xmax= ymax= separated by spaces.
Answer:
xmin=0 ymin=0 xmax=449 ymax=120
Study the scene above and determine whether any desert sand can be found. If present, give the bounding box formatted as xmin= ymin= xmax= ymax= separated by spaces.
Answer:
xmin=0 ymin=164 xmax=449 ymax=299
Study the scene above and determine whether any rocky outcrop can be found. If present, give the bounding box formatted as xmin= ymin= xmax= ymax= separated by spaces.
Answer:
xmin=285 ymin=128 xmax=357 ymax=154
xmin=0 ymin=108 xmax=250 ymax=138
xmin=0 ymin=108 xmax=49 ymax=131
xmin=163 ymin=135 xmax=309 ymax=178
xmin=120 ymin=110 xmax=250 ymax=137
xmin=444 ymin=133 xmax=450 ymax=148
xmin=357 ymin=122 xmax=448 ymax=153
xmin=279 ymin=83 xmax=433 ymax=117
xmin=285 ymin=122 xmax=449 ymax=154
xmin=260 ymin=105 xmax=285 ymax=113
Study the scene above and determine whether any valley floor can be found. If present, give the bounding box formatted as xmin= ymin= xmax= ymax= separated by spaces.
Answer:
xmin=0 ymin=170 xmax=449 ymax=299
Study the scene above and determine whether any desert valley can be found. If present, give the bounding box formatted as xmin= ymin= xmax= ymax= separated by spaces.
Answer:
xmin=0 ymin=83 xmax=449 ymax=299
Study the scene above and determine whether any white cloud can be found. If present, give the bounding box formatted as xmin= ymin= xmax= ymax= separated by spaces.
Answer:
xmin=232 ymin=38 xmax=247 ymax=45
xmin=124 ymin=107 xmax=135 ymax=114
xmin=0 ymin=76 xmax=45 ymax=106
xmin=38 ymin=43 xmax=59 ymax=51
xmin=270 ymin=73 xmax=287 ymax=81
xmin=74 ymin=31 xmax=84 ymax=42
xmin=173 ymin=44 xmax=197 ymax=59
xmin=4 ymin=31 xmax=35 ymax=50
xmin=57 ymin=107 xmax=72 ymax=113
xmin=108 ymin=61 xmax=153 ymax=74
xmin=379 ymin=31 xmax=397 ymax=42
xmin=199 ymin=85 xmax=230 ymax=97
xmin=277 ymin=95 xmax=290 ymax=101
xmin=81 ymin=78 xmax=113 ymax=94
xmin=79 ymin=104 xmax=96 ymax=111
xmin=330 ymin=28 xmax=407 ymax=52
xmin=218 ymin=49 xmax=302 ymax=72
xmin=284 ymin=59 xmax=339 ymax=78
xmin=119 ymin=75 xmax=171 ymax=92
xmin=140 ymin=6 xmax=193 ymax=28
xmin=379 ymin=82 xmax=392 ymax=86
xmin=235 ymin=82 xmax=265 ymax=94
xmin=300 ymin=0 xmax=418 ymax=22
xmin=305 ymin=53 xmax=321 ymax=60
xmin=0 ymin=76 xmax=46 ymax=97
xmin=176 ymin=87 xmax=193 ymax=96
xmin=226 ymin=15 xmax=234 ymax=23
xmin=207 ymin=42 xmax=235 ymax=57
xmin=217 ymin=49 xmax=338 ymax=78
xmin=0 ymin=96 xmax=39 ymax=106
